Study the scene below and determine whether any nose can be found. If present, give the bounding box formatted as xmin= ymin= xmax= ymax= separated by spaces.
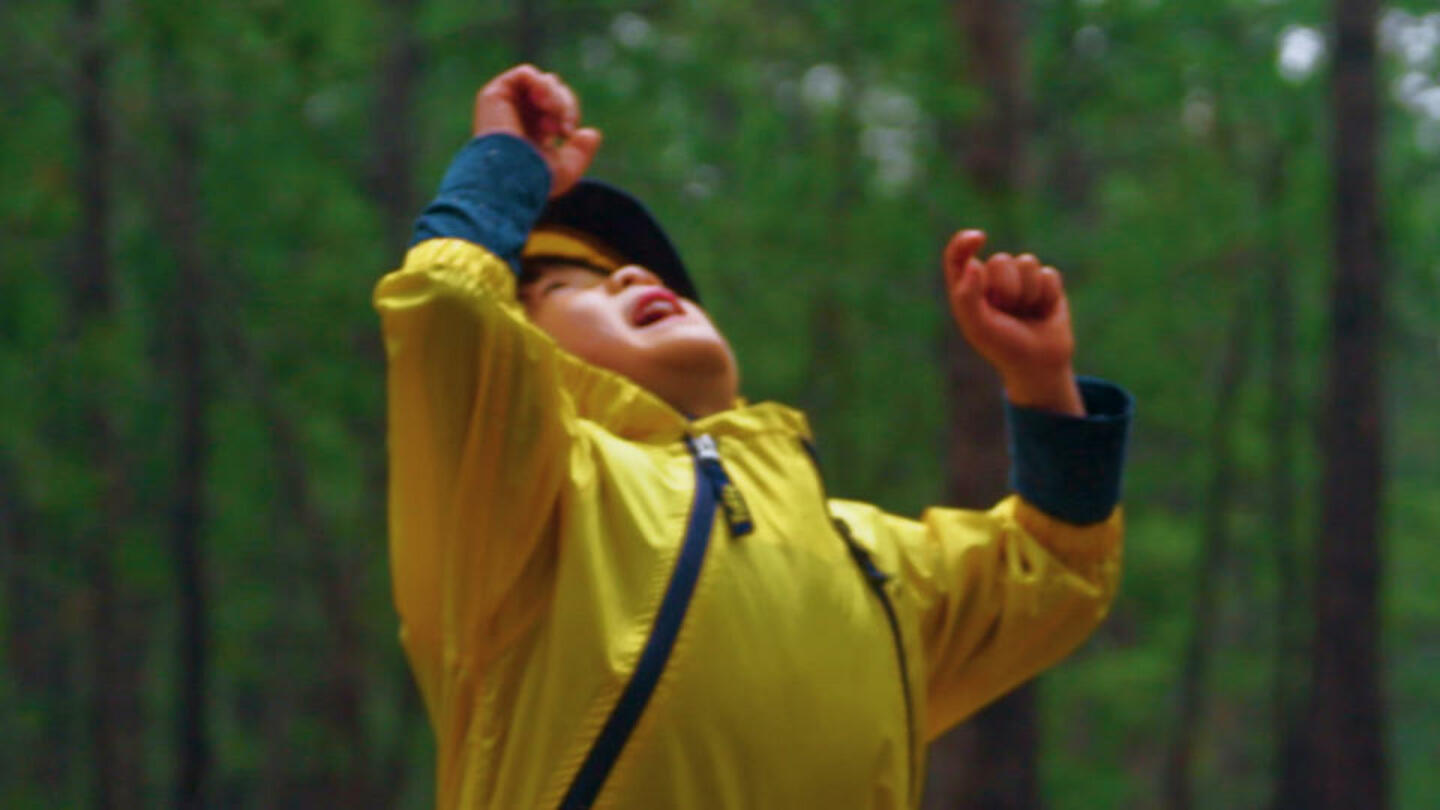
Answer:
xmin=607 ymin=264 xmax=662 ymax=292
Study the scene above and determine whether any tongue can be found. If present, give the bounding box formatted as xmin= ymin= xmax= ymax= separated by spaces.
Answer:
xmin=638 ymin=302 xmax=671 ymax=326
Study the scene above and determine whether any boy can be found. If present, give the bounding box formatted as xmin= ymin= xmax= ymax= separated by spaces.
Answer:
xmin=376 ymin=65 xmax=1131 ymax=810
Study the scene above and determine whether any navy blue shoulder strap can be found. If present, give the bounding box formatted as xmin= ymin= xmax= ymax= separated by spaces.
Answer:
xmin=557 ymin=435 xmax=720 ymax=810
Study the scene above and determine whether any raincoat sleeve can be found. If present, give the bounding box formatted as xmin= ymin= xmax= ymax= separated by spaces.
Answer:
xmin=373 ymin=135 xmax=567 ymax=721
xmin=831 ymin=378 xmax=1132 ymax=740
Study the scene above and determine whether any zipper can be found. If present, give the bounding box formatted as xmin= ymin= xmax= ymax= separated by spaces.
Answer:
xmin=800 ymin=439 xmax=918 ymax=801
xmin=833 ymin=516 xmax=918 ymax=795
xmin=557 ymin=434 xmax=727 ymax=810
xmin=690 ymin=434 xmax=753 ymax=538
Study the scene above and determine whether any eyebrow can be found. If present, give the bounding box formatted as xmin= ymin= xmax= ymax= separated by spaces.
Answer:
xmin=522 ymin=254 xmax=614 ymax=277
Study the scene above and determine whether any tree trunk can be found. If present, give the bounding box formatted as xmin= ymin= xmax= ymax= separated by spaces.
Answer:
xmin=148 ymin=34 xmax=213 ymax=806
xmin=1307 ymin=0 xmax=1388 ymax=807
xmin=925 ymin=684 xmax=1039 ymax=810
xmin=257 ymin=367 xmax=372 ymax=807
xmin=0 ymin=459 xmax=71 ymax=797
xmin=373 ymin=0 xmax=421 ymax=254
xmin=514 ymin=0 xmax=548 ymax=64
xmin=365 ymin=0 xmax=421 ymax=580
xmin=170 ymin=132 xmax=211 ymax=810
xmin=343 ymin=2 xmax=429 ymax=805
xmin=73 ymin=0 xmax=113 ymax=316
xmin=72 ymin=1 xmax=142 ymax=806
xmin=216 ymin=318 xmax=415 ymax=810
xmin=1162 ymin=307 xmax=1251 ymax=810
xmin=927 ymin=2 xmax=1038 ymax=809
xmin=1261 ymin=141 xmax=1310 ymax=810
xmin=951 ymin=0 xmax=1030 ymax=197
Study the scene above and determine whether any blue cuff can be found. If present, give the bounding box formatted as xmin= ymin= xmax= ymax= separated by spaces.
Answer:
xmin=410 ymin=133 xmax=552 ymax=274
xmin=1006 ymin=377 xmax=1133 ymax=525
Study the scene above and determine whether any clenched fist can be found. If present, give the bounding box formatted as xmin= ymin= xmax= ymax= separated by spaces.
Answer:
xmin=944 ymin=229 xmax=1084 ymax=416
xmin=473 ymin=64 xmax=602 ymax=198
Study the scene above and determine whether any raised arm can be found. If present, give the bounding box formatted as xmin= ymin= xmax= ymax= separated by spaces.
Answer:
xmin=830 ymin=231 xmax=1132 ymax=737
xmin=376 ymin=66 xmax=599 ymax=720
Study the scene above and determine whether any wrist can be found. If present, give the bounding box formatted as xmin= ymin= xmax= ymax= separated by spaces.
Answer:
xmin=409 ymin=134 xmax=552 ymax=267
xmin=1002 ymin=367 xmax=1084 ymax=416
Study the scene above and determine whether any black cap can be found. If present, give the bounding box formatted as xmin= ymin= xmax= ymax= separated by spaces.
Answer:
xmin=533 ymin=179 xmax=699 ymax=302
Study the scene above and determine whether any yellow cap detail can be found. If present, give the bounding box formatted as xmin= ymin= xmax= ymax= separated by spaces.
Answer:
xmin=522 ymin=226 xmax=625 ymax=273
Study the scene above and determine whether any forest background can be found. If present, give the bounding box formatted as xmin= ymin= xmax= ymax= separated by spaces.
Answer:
xmin=2 ymin=0 xmax=1437 ymax=808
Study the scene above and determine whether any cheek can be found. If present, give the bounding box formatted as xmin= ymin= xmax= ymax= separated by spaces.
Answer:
xmin=684 ymin=310 xmax=734 ymax=354
xmin=533 ymin=298 xmax=632 ymax=362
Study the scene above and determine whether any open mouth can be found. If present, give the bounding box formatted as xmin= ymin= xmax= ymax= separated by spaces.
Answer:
xmin=631 ymin=289 xmax=683 ymax=327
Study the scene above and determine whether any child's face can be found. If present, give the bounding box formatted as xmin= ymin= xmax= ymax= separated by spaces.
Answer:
xmin=520 ymin=262 xmax=739 ymax=416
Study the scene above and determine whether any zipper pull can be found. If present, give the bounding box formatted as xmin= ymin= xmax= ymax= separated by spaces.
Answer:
xmin=692 ymin=434 xmax=753 ymax=538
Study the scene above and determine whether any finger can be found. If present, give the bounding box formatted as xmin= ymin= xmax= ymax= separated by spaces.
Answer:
xmin=943 ymin=229 xmax=987 ymax=291
xmin=984 ymin=253 xmax=1022 ymax=311
xmin=1014 ymin=253 xmax=1044 ymax=315
xmin=474 ymin=64 xmax=542 ymax=135
xmin=475 ymin=83 xmax=522 ymax=135
xmin=567 ymin=127 xmax=603 ymax=162
xmin=528 ymin=73 xmax=561 ymax=114
xmin=523 ymin=77 xmax=557 ymax=140
xmin=551 ymin=77 xmax=581 ymax=135
xmin=527 ymin=72 xmax=576 ymax=141
xmin=491 ymin=64 xmax=541 ymax=92
xmin=550 ymin=127 xmax=604 ymax=195
xmin=492 ymin=64 xmax=545 ymax=107
xmin=948 ymin=255 xmax=989 ymax=334
xmin=1034 ymin=266 xmax=1064 ymax=317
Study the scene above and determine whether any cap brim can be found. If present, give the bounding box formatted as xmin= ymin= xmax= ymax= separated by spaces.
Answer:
xmin=533 ymin=180 xmax=699 ymax=302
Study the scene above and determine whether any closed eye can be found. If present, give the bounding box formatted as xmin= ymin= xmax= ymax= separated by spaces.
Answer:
xmin=540 ymin=280 xmax=568 ymax=296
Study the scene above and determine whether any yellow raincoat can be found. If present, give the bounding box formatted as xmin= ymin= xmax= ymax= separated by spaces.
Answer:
xmin=376 ymin=237 xmax=1123 ymax=810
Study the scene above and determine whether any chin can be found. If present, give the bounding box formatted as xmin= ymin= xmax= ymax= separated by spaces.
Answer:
xmin=654 ymin=332 xmax=735 ymax=375
xmin=629 ymin=335 xmax=739 ymax=410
